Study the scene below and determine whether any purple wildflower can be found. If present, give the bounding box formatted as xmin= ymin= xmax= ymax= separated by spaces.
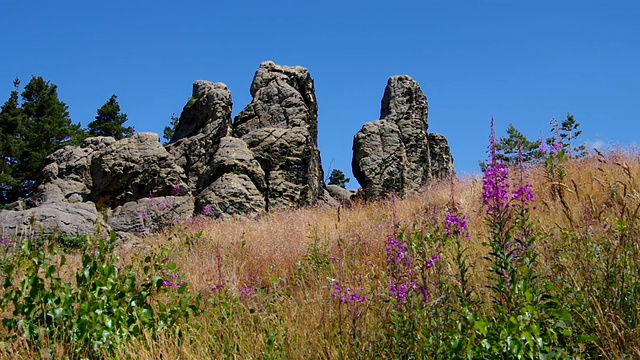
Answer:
xmin=138 ymin=209 xmax=147 ymax=217
xmin=211 ymin=284 xmax=225 ymax=292
xmin=163 ymin=272 xmax=185 ymax=288
xmin=482 ymin=163 xmax=510 ymax=214
xmin=386 ymin=237 xmax=410 ymax=266
xmin=512 ymin=184 xmax=536 ymax=205
xmin=172 ymin=184 xmax=181 ymax=196
xmin=444 ymin=213 xmax=468 ymax=238
xmin=240 ymin=285 xmax=253 ymax=297
xmin=202 ymin=205 xmax=212 ymax=216
xmin=426 ymin=253 xmax=441 ymax=269
xmin=0 ymin=238 xmax=12 ymax=246
xmin=332 ymin=282 xmax=366 ymax=304
xmin=538 ymin=142 xmax=548 ymax=155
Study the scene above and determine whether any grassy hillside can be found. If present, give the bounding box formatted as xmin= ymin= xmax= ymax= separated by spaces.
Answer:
xmin=1 ymin=148 xmax=639 ymax=359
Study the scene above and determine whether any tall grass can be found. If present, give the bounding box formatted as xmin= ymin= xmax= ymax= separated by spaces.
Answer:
xmin=1 ymin=148 xmax=639 ymax=358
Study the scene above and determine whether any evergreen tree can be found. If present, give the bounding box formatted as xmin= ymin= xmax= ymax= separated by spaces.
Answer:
xmin=495 ymin=124 xmax=543 ymax=165
xmin=87 ymin=94 xmax=134 ymax=140
xmin=17 ymin=76 xmax=85 ymax=197
xmin=558 ymin=113 xmax=587 ymax=158
xmin=328 ymin=169 xmax=350 ymax=188
xmin=163 ymin=113 xmax=179 ymax=144
xmin=0 ymin=79 xmax=26 ymax=203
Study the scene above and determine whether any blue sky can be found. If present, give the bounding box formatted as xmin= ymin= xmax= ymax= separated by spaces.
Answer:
xmin=1 ymin=1 xmax=638 ymax=188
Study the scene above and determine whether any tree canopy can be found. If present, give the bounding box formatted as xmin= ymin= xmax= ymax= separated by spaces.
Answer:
xmin=0 ymin=76 xmax=86 ymax=204
xmin=87 ymin=94 xmax=134 ymax=140
xmin=328 ymin=169 xmax=350 ymax=188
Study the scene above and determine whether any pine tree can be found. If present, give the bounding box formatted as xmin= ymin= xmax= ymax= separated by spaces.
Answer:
xmin=163 ymin=113 xmax=179 ymax=144
xmin=328 ymin=169 xmax=350 ymax=188
xmin=495 ymin=124 xmax=543 ymax=165
xmin=18 ymin=76 xmax=85 ymax=197
xmin=558 ymin=113 xmax=587 ymax=158
xmin=87 ymin=94 xmax=134 ymax=140
xmin=0 ymin=78 xmax=26 ymax=203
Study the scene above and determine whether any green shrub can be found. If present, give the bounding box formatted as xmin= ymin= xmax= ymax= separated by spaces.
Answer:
xmin=0 ymin=233 xmax=202 ymax=358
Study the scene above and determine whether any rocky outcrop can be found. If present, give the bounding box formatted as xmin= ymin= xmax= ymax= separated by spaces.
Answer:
xmin=0 ymin=62 xmax=456 ymax=239
xmin=1 ymin=133 xmax=194 ymax=238
xmin=167 ymin=81 xmax=233 ymax=192
xmin=165 ymin=62 xmax=326 ymax=216
xmin=234 ymin=61 xmax=324 ymax=210
xmin=352 ymin=76 xmax=453 ymax=199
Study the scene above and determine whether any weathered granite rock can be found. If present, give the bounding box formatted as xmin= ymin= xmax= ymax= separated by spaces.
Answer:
xmin=352 ymin=119 xmax=408 ymax=198
xmin=167 ymin=81 xmax=233 ymax=191
xmin=194 ymin=137 xmax=266 ymax=215
xmin=197 ymin=173 xmax=265 ymax=218
xmin=428 ymin=133 xmax=454 ymax=179
xmin=90 ymin=133 xmax=190 ymax=209
xmin=352 ymin=76 xmax=453 ymax=199
xmin=107 ymin=195 xmax=195 ymax=234
xmin=233 ymin=61 xmax=325 ymax=210
xmin=326 ymin=184 xmax=355 ymax=204
xmin=0 ymin=202 xmax=108 ymax=239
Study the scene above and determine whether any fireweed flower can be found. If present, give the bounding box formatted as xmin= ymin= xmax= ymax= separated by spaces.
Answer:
xmin=211 ymin=284 xmax=225 ymax=292
xmin=512 ymin=184 xmax=536 ymax=205
xmin=138 ymin=209 xmax=147 ymax=217
xmin=163 ymin=272 xmax=185 ymax=288
xmin=444 ymin=213 xmax=468 ymax=238
xmin=482 ymin=163 xmax=510 ymax=214
xmin=386 ymin=237 xmax=410 ymax=266
xmin=331 ymin=282 xmax=366 ymax=304
xmin=240 ymin=285 xmax=253 ymax=297
xmin=426 ymin=253 xmax=441 ymax=269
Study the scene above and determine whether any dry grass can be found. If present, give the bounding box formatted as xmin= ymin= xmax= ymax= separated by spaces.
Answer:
xmin=1 ymin=150 xmax=640 ymax=358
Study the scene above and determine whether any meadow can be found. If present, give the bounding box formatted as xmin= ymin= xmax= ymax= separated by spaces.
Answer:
xmin=0 ymin=138 xmax=639 ymax=359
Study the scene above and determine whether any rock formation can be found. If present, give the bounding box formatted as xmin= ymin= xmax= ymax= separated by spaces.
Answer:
xmin=1 ymin=133 xmax=194 ymax=239
xmin=234 ymin=61 xmax=324 ymax=210
xmin=167 ymin=61 xmax=325 ymax=217
xmin=0 ymin=62 xmax=455 ymax=240
xmin=352 ymin=76 xmax=453 ymax=199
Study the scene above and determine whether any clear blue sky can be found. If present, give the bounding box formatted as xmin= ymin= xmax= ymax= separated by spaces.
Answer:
xmin=1 ymin=1 xmax=638 ymax=188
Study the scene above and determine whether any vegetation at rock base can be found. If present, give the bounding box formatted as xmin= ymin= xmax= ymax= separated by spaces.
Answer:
xmin=87 ymin=94 xmax=134 ymax=140
xmin=1 ymin=117 xmax=639 ymax=358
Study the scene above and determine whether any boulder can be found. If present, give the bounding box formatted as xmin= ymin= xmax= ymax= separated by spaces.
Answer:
xmin=90 ymin=133 xmax=190 ymax=210
xmin=194 ymin=136 xmax=266 ymax=215
xmin=196 ymin=173 xmax=265 ymax=218
xmin=352 ymin=76 xmax=453 ymax=199
xmin=352 ymin=120 xmax=407 ymax=198
xmin=107 ymin=195 xmax=195 ymax=234
xmin=428 ymin=133 xmax=454 ymax=179
xmin=0 ymin=202 xmax=108 ymax=239
xmin=326 ymin=184 xmax=355 ymax=204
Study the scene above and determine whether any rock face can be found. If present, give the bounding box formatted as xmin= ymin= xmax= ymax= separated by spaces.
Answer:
xmin=234 ymin=61 xmax=324 ymax=210
xmin=1 ymin=134 xmax=194 ymax=239
xmin=168 ymin=61 xmax=325 ymax=217
xmin=352 ymin=76 xmax=453 ymax=199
